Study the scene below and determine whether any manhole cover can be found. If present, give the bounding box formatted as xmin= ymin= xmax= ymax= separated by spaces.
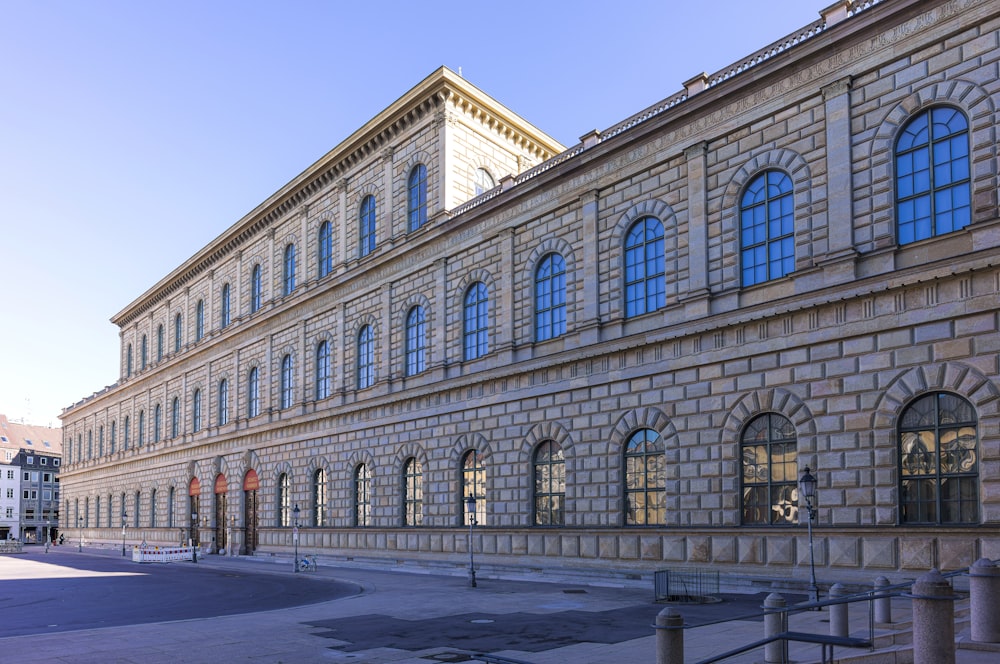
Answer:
xmin=423 ymin=653 xmax=473 ymax=662
xmin=469 ymin=619 xmax=495 ymax=624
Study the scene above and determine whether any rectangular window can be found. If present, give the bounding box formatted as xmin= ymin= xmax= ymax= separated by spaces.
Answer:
xmin=26 ymin=457 xmax=34 ymax=465
xmin=43 ymin=473 xmax=51 ymax=482
xmin=40 ymin=458 xmax=47 ymax=465
xmin=4 ymin=508 xmax=11 ymax=518
xmin=53 ymin=459 xmax=60 ymax=466
xmin=22 ymin=472 xmax=29 ymax=481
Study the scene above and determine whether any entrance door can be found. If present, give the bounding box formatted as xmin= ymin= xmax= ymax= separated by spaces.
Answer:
xmin=243 ymin=469 xmax=259 ymax=555
xmin=214 ymin=474 xmax=227 ymax=553
xmin=188 ymin=478 xmax=201 ymax=548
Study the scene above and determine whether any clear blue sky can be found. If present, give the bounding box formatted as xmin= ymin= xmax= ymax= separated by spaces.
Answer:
xmin=0 ymin=0 xmax=823 ymax=427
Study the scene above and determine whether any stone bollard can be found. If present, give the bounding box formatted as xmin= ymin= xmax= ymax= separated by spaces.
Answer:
xmin=911 ymin=568 xmax=955 ymax=664
xmin=829 ymin=582 xmax=848 ymax=637
xmin=656 ymin=606 xmax=684 ymax=664
xmin=874 ymin=575 xmax=892 ymax=624
xmin=764 ymin=592 xmax=787 ymax=664
xmin=969 ymin=558 xmax=1000 ymax=643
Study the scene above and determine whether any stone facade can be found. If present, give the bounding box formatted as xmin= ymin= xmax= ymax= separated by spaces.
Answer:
xmin=61 ymin=0 xmax=1000 ymax=587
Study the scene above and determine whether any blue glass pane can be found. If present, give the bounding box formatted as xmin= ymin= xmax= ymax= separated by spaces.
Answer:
xmin=897 ymin=113 xmax=928 ymax=151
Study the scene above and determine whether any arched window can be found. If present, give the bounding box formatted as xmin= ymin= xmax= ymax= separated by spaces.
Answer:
xmin=137 ymin=410 xmax=145 ymax=447
xmin=740 ymin=170 xmax=794 ymax=287
xmin=123 ymin=415 xmax=131 ymax=450
xmin=168 ymin=486 xmax=175 ymax=528
xmin=126 ymin=344 xmax=133 ymax=378
xmin=624 ymin=217 xmax=665 ymax=318
xmin=899 ymin=392 xmax=978 ymax=524
xmin=315 ymin=340 xmax=330 ymax=400
xmin=623 ymin=429 xmax=664 ymax=526
xmin=220 ymin=283 xmax=231 ymax=328
xmin=195 ymin=299 xmax=205 ymax=341
xmin=150 ymin=488 xmax=157 ymax=528
xmin=403 ymin=458 xmax=423 ymax=526
xmin=463 ymin=282 xmax=489 ymax=361
xmin=174 ymin=313 xmax=183 ymax=352
xmin=312 ymin=468 xmax=326 ymax=527
xmin=156 ymin=324 xmax=164 ymax=362
xmin=462 ymin=450 xmax=486 ymax=526
xmin=407 ymin=164 xmax=427 ymax=232
xmin=282 ymin=243 xmax=296 ymax=296
xmin=171 ymin=397 xmax=180 ymax=438
xmin=141 ymin=335 xmax=148 ymax=371
xmin=359 ymin=195 xmax=376 ymax=257
xmin=153 ymin=404 xmax=161 ymax=443
xmin=474 ymin=167 xmax=494 ymax=195
xmin=87 ymin=430 xmax=93 ymax=459
xmin=741 ymin=413 xmax=798 ymax=525
xmin=535 ymin=253 xmax=566 ymax=341
xmin=96 ymin=496 xmax=102 ymax=528
xmin=250 ymin=264 xmax=263 ymax=313
xmin=354 ymin=464 xmax=371 ymax=527
xmin=280 ymin=354 xmax=293 ymax=409
xmin=405 ymin=306 xmax=426 ymax=376
xmin=277 ymin=472 xmax=290 ymax=527
xmin=357 ymin=325 xmax=374 ymax=389
xmin=318 ymin=220 xmax=333 ymax=278
xmin=896 ymin=107 xmax=971 ymax=245
xmin=192 ymin=389 xmax=202 ymax=432
xmin=218 ymin=379 xmax=229 ymax=426
xmin=110 ymin=420 xmax=117 ymax=454
xmin=98 ymin=425 xmax=104 ymax=456
xmin=533 ymin=441 xmax=565 ymax=525
xmin=247 ymin=367 xmax=260 ymax=418
xmin=134 ymin=491 xmax=140 ymax=527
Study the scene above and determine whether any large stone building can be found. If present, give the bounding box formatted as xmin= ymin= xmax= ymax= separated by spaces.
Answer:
xmin=61 ymin=0 xmax=1000 ymax=587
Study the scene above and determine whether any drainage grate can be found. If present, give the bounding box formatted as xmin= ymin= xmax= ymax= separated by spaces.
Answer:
xmin=422 ymin=653 xmax=473 ymax=662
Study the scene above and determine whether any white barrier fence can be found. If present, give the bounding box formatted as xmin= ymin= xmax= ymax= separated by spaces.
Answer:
xmin=132 ymin=546 xmax=195 ymax=563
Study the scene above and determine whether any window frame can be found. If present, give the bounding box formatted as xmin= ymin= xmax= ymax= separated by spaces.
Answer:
xmin=354 ymin=464 xmax=371 ymax=527
xmin=535 ymin=253 xmax=567 ymax=342
xmin=407 ymin=164 xmax=428 ymax=232
xmin=623 ymin=216 xmax=665 ymax=318
xmin=359 ymin=195 xmax=376 ymax=258
xmin=405 ymin=306 xmax=427 ymax=377
xmin=740 ymin=413 xmax=799 ymax=526
xmin=623 ymin=428 xmax=665 ymax=526
xmin=318 ymin=220 xmax=333 ymax=279
xmin=403 ymin=457 xmax=423 ymax=526
xmin=532 ymin=441 xmax=565 ymax=526
xmin=739 ymin=169 xmax=795 ymax=287
xmin=282 ymin=243 xmax=296 ymax=296
xmin=280 ymin=354 xmax=294 ymax=409
xmin=357 ymin=325 xmax=374 ymax=390
xmin=463 ymin=282 xmax=489 ymax=361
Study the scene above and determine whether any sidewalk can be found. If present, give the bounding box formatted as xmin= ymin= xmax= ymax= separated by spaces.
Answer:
xmin=0 ymin=546 xmax=994 ymax=663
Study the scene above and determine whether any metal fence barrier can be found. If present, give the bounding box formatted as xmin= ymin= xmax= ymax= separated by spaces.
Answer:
xmin=655 ymin=568 xmax=721 ymax=603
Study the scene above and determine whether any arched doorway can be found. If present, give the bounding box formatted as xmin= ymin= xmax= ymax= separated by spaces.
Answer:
xmin=214 ymin=473 xmax=227 ymax=554
xmin=243 ymin=469 xmax=259 ymax=555
xmin=188 ymin=477 xmax=200 ymax=548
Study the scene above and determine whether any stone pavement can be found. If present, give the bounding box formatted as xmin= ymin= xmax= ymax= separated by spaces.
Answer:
xmin=0 ymin=546 xmax=996 ymax=663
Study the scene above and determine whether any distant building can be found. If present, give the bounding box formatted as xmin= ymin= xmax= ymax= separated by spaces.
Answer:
xmin=0 ymin=415 xmax=62 ymax=541
xmin=60 ymin=0 xmax=1000 ymax=587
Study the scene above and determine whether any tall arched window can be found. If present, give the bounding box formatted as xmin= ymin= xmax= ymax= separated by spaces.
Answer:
xmin=623 ymin=429 xmax=664 ymax=525
xmin=282 ymin=243 xmax=296 ymax=296
xmin=463 ymin=282 xmax=489 ymax=361
xmin=126 ymin=344 xmax=133 ymax=377
xmin=87 ymin=430 xmax=93 ymax=459
xmin=174 ymin=313 xmax=183 ymax=352
xmin=95 ymin=496 xmax=102 ymax=528
xmin=150 ymin=488 xmax=157 ymax=528
xmin=277 ymin=473 xmax=290 ymax=527
xmin=318 ymin=220 xmax=333 ymax=279
xmin=354 ymin=464 xmax=371 ymax=527
xmin=195 ymin=299 xmax=205 ymax=341
xmin=535 ymin=253 xmax=566 ymax=341
xmin=740 ymin=170 xmax=794 ymax=287
xmin=405 ymin=306 xmax=426 ymax=376
xmin=137 ymin=410 xmax=145 ymax=447
xmin=403 ymin=458 xmax=423 ymax=526
xmin=741 ymin=413 xmax=798 ymax=525
xmin=247 ymin=367 xmax=260 ymax=418
xmin=896 ymin=107 xmax=971 ymax=245
xmin=153 ymin=404 xmax=161 ymax=443
xmin=280 ymin=354 xmax=293 ymax=409
xmin=110 ymin=420 xmax=117 ymax=454
xmin=156 ymin=324 xmax=164 ymax=362
xmin=123 ymin=415 xmax=131 ymax=450
xmin=474 ymin=167 xmax=495 ymax=195
xmin=533 ymin=441 xmax=565 ymax=525
xmin=624 ymin=217 xmax=665 ymax=318
xmin=141 ymin=335 xmax=148 ymax=371
xmin=218 ymin=379 xmax=229 ymax=426
xmin=359 ymin=195 xmax=376 ymax=257
xmin=312 ymin=468 xmax=326 ymax=527
xmin=357 ymin=325 xmax=374 ymax=389
xmin=899 ymin=392 xmax=978 ymax=524
xmin=168 ymin=486 xmax=175 ymax=528
xmin=220 ymin=283 xmax=231 ymax=328
xmin=171 ymin=397 xmax=180 ymax=438
xmin=408 ymin=164 xmax=427 ymax=232
xmin=315 ymin=340 xmax=330 ymax=400
xmin=98 ymin=425 xmax=104 ymax=456
xmin=192 ymin=389 xmax=202 ymax=432
xmin=462 ymin=450 xmax=486 ymax=526
xmin=250 ymin=264 xmax=263 ymax=313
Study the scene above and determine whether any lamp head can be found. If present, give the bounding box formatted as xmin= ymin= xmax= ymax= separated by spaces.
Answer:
xmin=799 ymin=466 xmax=817 ymax=506
xmin=465 ymin=494 xmax=476 ymax=513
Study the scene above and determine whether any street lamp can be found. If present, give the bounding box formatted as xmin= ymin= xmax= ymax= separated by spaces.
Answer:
xmin=78 ymin=516 xmax=83 ymax=553
xmin=121 ymin=511 xmax=127 ymax=557
xmin=799 ymin=466 xmax=819 ymax=607
xmin=465 ymin=494 xmax=477 ymax=588
xmin=45 ymin=519 xmax=50 ymax=554
xmin=191 ymin=511 xmax=198 ymax=563
xmin=292 ymin=504 xmax=300 ymax=573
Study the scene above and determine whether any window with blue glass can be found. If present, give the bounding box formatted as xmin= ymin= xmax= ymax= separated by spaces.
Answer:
xmin=221 ymin=283 xmax=231 ymax=328
xmin=357 ymin=325 xmax=374 ymax=389
xmin=316 ymin=340 xmax=330 ymax=400
xmin=318 ymin=221 xmax=332 ymax=278
xmin=124 ymin=415 xmax=131 ymax=449
xmin=195 ymin=299 xmax=205 ymax=341
xmin=137 ymin=410 xmax=145 ymax=447
xmin=156 ymin=324 xmax=164 ymax=362
xmin=218 ymin=379 xmax=229 ymax=425
xmin=740 ymin=170 xmax=794 ymax=287
xmin=896 ymin=107 xmax=971 ymax=245
xmin=174 ymin=313 xmax=182 ymax=352
xmin=171 ymin=397 xmax=179 ymax=438
xmin=282 ymin=244 xmax=296 ymax=296
xmin=408 ymin=164 xmax=427 ymax=232
xmin=251 ymin=264 xmax=263 ymax=313
xmin=624 ymin=217 xmax=665 ymax=317
xmin=535 ymin=253 xmax=566 ymax=341
xmin=110 ymin=420 xmax=117 ymax=454
xmin=141 ymin=335 xmax=148 ymax=371
xmin=405 ymin=306 xmax=426 ymax=376
xmin=280 ymin=354 xmax=293 ymax=409
xmin=153 ymin=404 xmax=161 ymax=443
xmin=127 ymin=344 xmax=133 ymax=377
xmin=247 ymin=367 xmax=260 ymax=418
xmin=463 ymin=282 xmax=489 ymax=361
xmin=359 ymin=195 xmax=376 ymax=257
xmin=192 ymin=389 xmax=202 ymax=432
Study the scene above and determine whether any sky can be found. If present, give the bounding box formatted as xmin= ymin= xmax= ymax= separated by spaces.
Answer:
xmin=0 ymin=0 xmax=824 ymax=428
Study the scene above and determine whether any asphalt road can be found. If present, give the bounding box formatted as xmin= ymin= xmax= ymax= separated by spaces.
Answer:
xmin=0 ymin=548 xmax=361 ymax=638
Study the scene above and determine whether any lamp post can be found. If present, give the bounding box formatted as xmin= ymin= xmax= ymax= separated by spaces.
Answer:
xmin=799 ymin=466 xmax=819 ymax=607
xmin=292 ymin=504 xmax=300 ymax=573
xmin=191 ymin=511 xmax=198 ymax=563
xmin=121 ymin=511 xmax=127 ymax=557
xmin=465 ymin=494 xmax=477 ymax=588
xmin=228 ymin=514 xmax=235 ymax=557
xmin=45 ymin=519 xmax=50 ymax=553
xmin=78 ymin=516 xmax=83 ymax=552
